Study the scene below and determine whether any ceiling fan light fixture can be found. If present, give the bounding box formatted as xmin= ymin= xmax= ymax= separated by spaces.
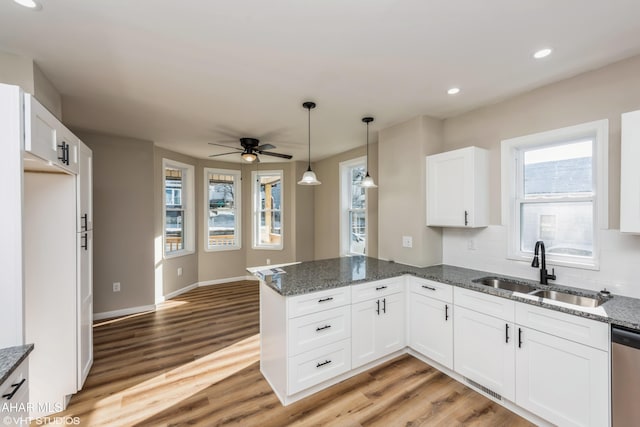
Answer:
xmin=241 ymin=150 xmax=257 ymax=162
xmin=298 ymin=101 xmax=321 ymax=186
xmin=361 ymin=117 xmax=377 ymax=189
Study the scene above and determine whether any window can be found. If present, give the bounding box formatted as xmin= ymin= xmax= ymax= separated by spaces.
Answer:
xmin=163 ymin=159 xmax=195 ymax=257
xmin=205 ymin=168 xmax=241 ymax=251
xmin=252 ymin=170 xmax=283 ymax=250
xmin=340 ymin=157 xmax=367 ymax=256
xmin=501 ymin=120 xmax=608 ymax=269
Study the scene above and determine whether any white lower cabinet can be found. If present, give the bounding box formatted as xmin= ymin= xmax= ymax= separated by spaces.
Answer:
xmin=453 ymin=305 xmax=515 ymax=400
xmin=352 ymin=281 xmax=405 ymax=369
xmin=288 ymin=339 xmax=351 ymax=395
xmin=514 ymin=303 xmax=609 ymax=427
xmin=408 ymin=278 xmax=453 ymax=369
xmin=1 ymin=357 xmax=29 ymax=426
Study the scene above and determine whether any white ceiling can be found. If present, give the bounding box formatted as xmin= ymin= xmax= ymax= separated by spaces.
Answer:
xmin=2 ymin=0 xmax=640 ymax=163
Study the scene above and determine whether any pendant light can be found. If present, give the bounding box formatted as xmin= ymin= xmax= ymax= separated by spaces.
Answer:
xmin=298 ymin=101 xmax=321 ymax=185
xmin=361 ymin=117 xmax=377 ymax=188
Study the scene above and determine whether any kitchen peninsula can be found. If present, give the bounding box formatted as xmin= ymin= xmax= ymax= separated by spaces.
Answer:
xmin=254 ymin=256 xmax=640 ymax=426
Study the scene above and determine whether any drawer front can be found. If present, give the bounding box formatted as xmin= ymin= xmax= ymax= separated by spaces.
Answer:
xmin=1 ymin=358 xmax=29 ymax=423
xmin=409 ymin=277 xmax=453 ymax=303
xmin=288 ymin=338 xmax=351 ymax=395
xmin=351 ymin=277 xmax=404 ymax=303
xmin=288 ymin=305 xmax=351 ymax=356
xmin=287 ymin=286 xmax=351 ymax=319
xmin=515 ymin=302 xmax=609 ymax=351
xmin=454 ymin=287 xmax=515 ymax=322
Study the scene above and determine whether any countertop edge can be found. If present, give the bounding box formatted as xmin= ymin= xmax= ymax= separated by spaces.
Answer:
xmin=0 ymin=344 xmax=34 ymax=385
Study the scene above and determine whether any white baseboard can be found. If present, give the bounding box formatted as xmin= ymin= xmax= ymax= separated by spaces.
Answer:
xmin=198 ymin=275 xmax=258 ymax=287
xmin=93 ymin=304 xmax=156 ymax=321
xmin=158 ymin=282 xmax=199 ymax=302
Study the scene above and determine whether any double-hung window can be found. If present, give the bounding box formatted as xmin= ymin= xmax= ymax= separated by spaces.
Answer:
xmin=163 ymin=159 xmax=195 ymax=257
xmin=340 ymin=157 xmax=367 ymax=256
xmin=252 ymin=170 xmax=283 ymax=250
xmin=205 ymin=168 xmax=241 ymax=251
xmin=502 ymin=120 xmax=608 ymax=269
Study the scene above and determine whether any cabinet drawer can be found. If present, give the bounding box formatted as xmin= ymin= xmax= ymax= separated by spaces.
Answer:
xmin=1 ymin=358 xmax=29 ymax=423
xmin=288 ymin=338 xmax=351 ymax=395
xmin=409 ymin=277 xmax=452 ymax=303
xmin=288 ymin=305 xmax=351 ymax=356
xmin=352 ymin=277 xmax=404 ymax=303
xmin=454 ymin=287 xmax=515 ymax=322
xmin=287 ymin=286 xmax=351 ymax=319
xmin=515 ymin=303 xmax=609 ymax=351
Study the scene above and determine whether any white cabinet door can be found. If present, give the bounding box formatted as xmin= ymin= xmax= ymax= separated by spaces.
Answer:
xmin=77 ymin=141 xmax=93 ymax=232
xmin=426 ymin=146 xmax=488 ymax=227
xmin=409 ymin=293 xmax=453 ymax=369
xmin=515 ymin=327 xmax=608 ymax=427
xmin=621 ymin=110 xmax=640 ymax=233
xmin=77 ymin=229 xmax=93 ymax=389
xmin=351 ymin=298 xmax=378 ymax=368
xmin=24 ymin=94 xmax=79 ymax=174
xmin=352 ymin=292 xmax=405 ymax=369
xmin=454 ymin=305 xmax=515 ymax=401
xmin=377 ymin=292 xmax=405 ymax=355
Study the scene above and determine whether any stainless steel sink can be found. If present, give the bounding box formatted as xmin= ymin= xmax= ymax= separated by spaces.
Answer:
xmin=473 ymin=277 xmax=538 ymax=294
xmin=530 ymin=289 xmax=604 ymax=308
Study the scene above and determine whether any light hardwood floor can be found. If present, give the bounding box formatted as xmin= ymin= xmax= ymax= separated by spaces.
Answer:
xmin=46 ymin=281 xmax=533 ymax=426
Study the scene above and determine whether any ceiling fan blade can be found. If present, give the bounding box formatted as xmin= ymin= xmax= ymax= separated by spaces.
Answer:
xmin=256 ymin=143 xmax=276 ymax=151
xmin=208 ymin=142 xmax=243 ymax=151
xmin=258 ymin=151 xmax=293 ymax=160
xmin=208 ymin=152 xmax=239 ymax=157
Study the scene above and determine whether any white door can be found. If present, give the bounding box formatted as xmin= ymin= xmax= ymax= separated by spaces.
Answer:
xmin=351 ymin=299 xmax=378 ymax=368
xmin=409 ymin=293 xmax=453 ymax=369
xmin=515 ymin=327 xmax=609 ymax=427
xmin=377 ymin=292 xmax=405 ymax=355
xmin=426 ymin=149 xmax=468 ymax=226
xmin=454 ymin=305 xmax=515 ymax=400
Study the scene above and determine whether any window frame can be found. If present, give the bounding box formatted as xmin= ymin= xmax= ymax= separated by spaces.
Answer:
xmin=162 ymin=158 xmax=195 ymax=259
xmin=203 ymin=167 xmax=242 ymax=252
xmin=339 ymin=156 xmax=368 ymax=257
xmin=252 ymin=169 xmax=284 ymax=250
xmin=501 ymin=119 xmax=608 ymax=270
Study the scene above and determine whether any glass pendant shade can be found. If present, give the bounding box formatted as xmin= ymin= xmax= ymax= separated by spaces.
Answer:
xmin=298 ymin=167 xmax=321 ymax=185
xmin=298 ymin=101 xmax=321 ymax=186
xmin=361 ymin=172 xmax=377 ymax=188
xmin=361 ymin=117 xmax=377 ymax=188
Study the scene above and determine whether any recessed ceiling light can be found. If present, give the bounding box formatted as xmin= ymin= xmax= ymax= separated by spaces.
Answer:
xmin=533 ymin=48 xmax=552 ymax=59
xmin=13 ymin=0 xmax=42 ymax=9
xmin=447 ymin=87 xmax=461 ymax=95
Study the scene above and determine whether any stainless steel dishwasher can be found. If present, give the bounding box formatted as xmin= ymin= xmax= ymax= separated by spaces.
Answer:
xmin=612 ymin=325 xmax=640 ymax=426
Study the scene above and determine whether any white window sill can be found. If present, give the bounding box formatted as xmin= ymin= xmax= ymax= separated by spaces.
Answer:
xmin=252 ymin=245 xmax=284 ymax=251
xmin=164 ymin=249 xmax=195 ymax=260
xmin=205 ymin=246 xmax=242 ymax=253
xmin=507 ymin=253 xmax=600 ymax=271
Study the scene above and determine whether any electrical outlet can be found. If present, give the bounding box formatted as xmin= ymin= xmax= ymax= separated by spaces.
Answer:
xmin=266 ymin=258 xmax=271 ymax=265
xmin=467 ymin=239 xmax=476 ymax=250
xmin=402 ymin=236 xmax=413 ymax=248
xmin=177 ymin=267 xmax=183 ymax=277
xmin=113 ymin=282 xmax=121 ymax=292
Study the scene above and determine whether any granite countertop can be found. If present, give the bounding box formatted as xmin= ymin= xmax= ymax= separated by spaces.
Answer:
xmin=253 ymin=256 xmax=640 ymax=331
xmin=0 ymin=344 xmax=34 ymax=384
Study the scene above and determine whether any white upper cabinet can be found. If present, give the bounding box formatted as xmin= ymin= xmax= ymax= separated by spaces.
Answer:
xmin=426 ymin=146 xmax=489 ymax=227
xmin=621 ymin=110 xmax=640 ymax=233
xmin=24 ymin=94 xmax=79 ymax=174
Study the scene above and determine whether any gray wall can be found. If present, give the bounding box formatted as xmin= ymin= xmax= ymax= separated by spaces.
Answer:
xmin=443 ymin=54 xmax=640 ymax=228
xmin=77 ymin=131 xmax=156 ymax=313
xmin=313 ymin=145 xmax=378 ymax=260
xmin=378 ymin=116 xmax=443 ymax=267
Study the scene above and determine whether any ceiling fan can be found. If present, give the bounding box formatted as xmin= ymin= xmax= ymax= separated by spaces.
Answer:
xmin=208 ymin=137 xmax=293 ymax=163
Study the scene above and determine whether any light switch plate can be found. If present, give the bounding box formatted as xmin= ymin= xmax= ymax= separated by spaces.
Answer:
xmin=402 ymin=236 xmax=413 ymax=248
